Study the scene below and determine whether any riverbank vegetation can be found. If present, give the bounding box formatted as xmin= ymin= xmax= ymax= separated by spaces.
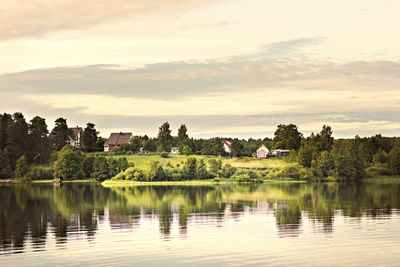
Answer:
xmin=1 ymin=112 xmax=400 ymax=183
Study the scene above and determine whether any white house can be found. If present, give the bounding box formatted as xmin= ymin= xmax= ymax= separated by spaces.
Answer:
xmin=171 ymin=147 xmax=179 ymax=154
xmin=67 ymin=127 xmax=83 ymax=148
xmin=256 ymin=144 xmax=269 ymax=158
xmin=221 ymin=140 xmax=231 ymax=154
xmin=271 ymin=149 xmax=291 ymax=157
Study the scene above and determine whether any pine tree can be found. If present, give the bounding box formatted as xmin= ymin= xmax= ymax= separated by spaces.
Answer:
xmin=157 ymin=122 xmax=172 ymax=152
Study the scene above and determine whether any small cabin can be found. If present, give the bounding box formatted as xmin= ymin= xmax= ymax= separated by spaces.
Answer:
xmin=256 ymin=144 xmax=269 ymax=158
xmin=104 ymin=132 xmax=133 ymax=152
xmin=171 ymin=147 xmax=179 ymax=154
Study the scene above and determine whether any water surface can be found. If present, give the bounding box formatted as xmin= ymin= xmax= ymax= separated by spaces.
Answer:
xmin=1 ymin=182 xmax=399 ymax=266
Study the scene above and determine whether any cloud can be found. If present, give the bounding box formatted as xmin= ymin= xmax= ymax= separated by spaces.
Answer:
xmin=0 ymin=0 xmax=223 ymax=40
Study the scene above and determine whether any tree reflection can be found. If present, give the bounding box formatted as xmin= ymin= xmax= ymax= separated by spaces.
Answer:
xmin=0 ymin=181 xmax=399 ymax=254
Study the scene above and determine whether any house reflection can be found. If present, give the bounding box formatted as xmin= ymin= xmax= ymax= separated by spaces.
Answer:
xmin=0 ymin=182 xmax=399 ymax=254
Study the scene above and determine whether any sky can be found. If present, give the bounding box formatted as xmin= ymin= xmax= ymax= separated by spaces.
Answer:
xmin=1 ymin=0 xmax=400 ymax=139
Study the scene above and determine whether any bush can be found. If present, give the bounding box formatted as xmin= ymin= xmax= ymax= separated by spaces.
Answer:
xmin=277 ymin=163 xmax=315 ymax=180
xmin=124 ymin=167 xmax=146 ymax=181
xmin=83 ymin=156 xmax=95 ymax=178
xmin=15 ymin=155 xmax=29 ymax=180
xmin=54 ymin=145 xmax=84 ymax=180
xmin=160 ymin=152 xmax=169 ymax=158
xmin=25 ymin=166 xmax=54 ymax=180
xmin=365 ymin=166 xmax=392 ymax=177
xmin=91 ymin=156 xmax=110 ymax=181
xmin=147 ymin=161 xmax=166 ymax=181
xmin=219 ymin=164 xmax=237 ymax=178
xmin=231 ymin=169 xmax=262 ymax=183
xmin=208 ymin=159 xmax=222 ymax=173
xmin=181 ymin=145 xmax=193 ymax=156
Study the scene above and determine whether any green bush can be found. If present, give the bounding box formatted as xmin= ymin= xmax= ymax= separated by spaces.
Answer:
xmin=91 ymin=156 xmax=110 ymax=181
xmin=25 ymin=166 xmax=54 ymax=180
xmin=160 ymin=152 xmax=169 ymax=158
xmin=54 ymin=145 xmax=84 ymax=180
xmin=15 ymin=155 xmax=29 ymax=180
xmin=231 ymin=169 xmax=262 ymax=183
xmin=219 ymin=164 xmax=237 ymax=178
xmin=365 ymin=166 xmax=392 ymax=177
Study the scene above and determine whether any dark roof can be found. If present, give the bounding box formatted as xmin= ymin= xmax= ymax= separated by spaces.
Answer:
xmin=105 ymin=132 xmax=133 ymax=146
xmin=68 ymin=127 xmax=82 ymax=141
xmin=49 ymin=127 xmax=82 ymax=141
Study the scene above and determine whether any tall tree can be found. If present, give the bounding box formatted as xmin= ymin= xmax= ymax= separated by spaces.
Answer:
xmin=157 ymin=122 xmax=172 ymax=152
xmin=52 ymin=118 xmax=70 ymax=150
xmin=81 ymin=123 xmax=98 ymax=152
xmin=230 ymin=139 xmax=243 ymax=157
xmin=178 ymin=124 xmax=189 ymax=143
xmin=317 ymin=125 xmax=334 ymax=152
xmin=0 ymin=149 xmax=12 ymax=178
xmin=273 ymin=124 xmax=303 ymax=150
xmin=53 ymin=145 xmax=84 ymax=180
xmin=29 ymin=116 xmax=52 ymax=163
xmin=6 ymin=112 xmax=29 ymax=169
xmin=129 ymin=136 xmax=142 ymax=153
xmin=0 ymin=113 xmax=12 ymax=150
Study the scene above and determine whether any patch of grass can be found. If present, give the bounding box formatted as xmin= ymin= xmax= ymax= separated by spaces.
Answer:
xmin=95 ymin=153 xmax=286 ymax=170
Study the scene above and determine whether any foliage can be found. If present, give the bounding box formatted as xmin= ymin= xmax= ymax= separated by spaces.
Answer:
xmin=317 ymin=151 xmax=335 ymax=177
xmin=365 ymin=166 xmax=392 ymax=177
xmin=388 ymin=146 xmax=400 ymax=175
xmin=230 ymin=139 xmax=243 ymax=157
xmin=372 ymin=149 xmax=388 ymax=165
xmin=52 ymin=117 xmax=70 ymax=150
xmin=25 ymin=166 xmax=54 ymax=180
xmin=219 ymin=164 xmax=237 ymax=178
xmin=54 ymin=145 xmax=84 ymax=180
xmin=157 ymin=122 xmax=172 ymax=152
xmin=81 ymin=123 xmax=99 ymax=152
xmin=202 ymin=138 xmax=225 ymax=156
xmin=129 ymin=136 xmax=142 ymax=153
xmin=231 ymin=169 xmax=262 ymax=183
xmin=160 ymin=152 xmax=169 ymax=158
xmin=147 ymin=161 xmax=166 ymax=181
xmin=285 ymin=149 xmax=297 ymax=163
xmin=91 ymin=156 xmax=111 ymax=181
xmin=143 ymin=139 xmax=157 ymax=152
xmin=273 ymin=124 xmax=303 ymax=150
xmin=29 ymin=116 xmax=52 ymax=164
xmin=180 ymin=145 xmax=193 ymax=155
xmin=15 ymin=155 xmax=29 ymax=180
xmin=208 ymin=158 xmax=222 ymax=173
xmin=83 ymin=156 xmax=95 ymax=178
xmin=0 ymin=149 xmax=12 ymax=178
xmin=297 ymin=144 xmax=313 ymax=168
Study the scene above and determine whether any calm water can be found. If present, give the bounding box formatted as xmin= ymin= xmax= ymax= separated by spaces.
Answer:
xmin=1 ymin=182 xmax=399 ymax=266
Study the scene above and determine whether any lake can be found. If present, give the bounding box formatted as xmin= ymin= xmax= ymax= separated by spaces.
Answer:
xmin=1 ymin=181 xmax=399 ymax=266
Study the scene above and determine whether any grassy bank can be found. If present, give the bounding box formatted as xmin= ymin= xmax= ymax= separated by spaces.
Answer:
xmin=94 ymin=153 xmax=286 ymax=170
xmin=364 ymin=175 xmax=400 ymax=184
xmin=101 ymin=178 xmax=305 ymax=187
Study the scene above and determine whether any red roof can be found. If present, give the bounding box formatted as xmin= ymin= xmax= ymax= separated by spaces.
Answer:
xmin=105 ymin=132 xmax=132 ymax=146
xmin=221 ymin=140 xmax=231 ymax=148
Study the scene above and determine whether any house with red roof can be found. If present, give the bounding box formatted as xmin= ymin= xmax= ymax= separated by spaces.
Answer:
xmin=104 ymin=132 xmax=133 ymax=152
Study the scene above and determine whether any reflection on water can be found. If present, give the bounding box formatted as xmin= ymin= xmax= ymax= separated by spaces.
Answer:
xmin=1 ymin=182 xmax=399 ymax=266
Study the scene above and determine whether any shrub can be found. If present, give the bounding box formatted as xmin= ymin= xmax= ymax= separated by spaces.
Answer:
xmin=160 ymin=152 xmax=169 ymax=158
xmin=54 ymin=145 xmax=84 ymax=180
xmin=83 ymin=156 xmax=95 ymax=178
xmin=164 ymin=165 xmax=183 ymax=181
xmin=123 ymin=167 xmax=146 ymax=181
xmin=147 ymin=161 xmax=166 ymax=181
xmin=208 ymin=159 xmax=222 ymax=173
xmin=181 ymin=145 xmax=193 ymax=156
xmin=25 ymin=166 xmax=54 ymax=180
xmin=91 ymin=156 xmax=110 ymax=181
xmin=219 ymin=164 xmax=237 ymax=178
xmin=365 ymin=166 xmax=392 ymax=177
xmin=231 ymin=169 xmax=262 ymax=183
xmin=15 ymin=155 xmax=29 ymax=180
xmin=317 ymin=151 xmax=335 ymax=177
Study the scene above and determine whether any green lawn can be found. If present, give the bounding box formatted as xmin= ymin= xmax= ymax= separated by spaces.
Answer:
xmin=96 ymin=153 xmax=286 ymax=170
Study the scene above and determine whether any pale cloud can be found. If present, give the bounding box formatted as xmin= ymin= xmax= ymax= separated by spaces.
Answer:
xmin=0 ymin=0 xmax=223 ymax=40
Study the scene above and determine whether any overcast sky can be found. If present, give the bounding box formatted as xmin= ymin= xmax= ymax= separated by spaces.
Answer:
xmin=1 ymin=0 xmax=399 ymax=138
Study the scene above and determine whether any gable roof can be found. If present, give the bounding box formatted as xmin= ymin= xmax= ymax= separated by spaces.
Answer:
xmin=48 ymin=126 xmax=82 ymax=141
xmin=105 ymin=132 xmax=132 ymax=146
xmin=221 ymin=140 xmax=231 ymax=148
xmin=68 ymin=127 xmax=82 ymax=141
xmin=257 ymin=144 xmax=269 ymax=152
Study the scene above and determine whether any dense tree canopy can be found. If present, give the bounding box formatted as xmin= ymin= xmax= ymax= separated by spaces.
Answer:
xmin=157 ymin=122 xmax=172 ymax=152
